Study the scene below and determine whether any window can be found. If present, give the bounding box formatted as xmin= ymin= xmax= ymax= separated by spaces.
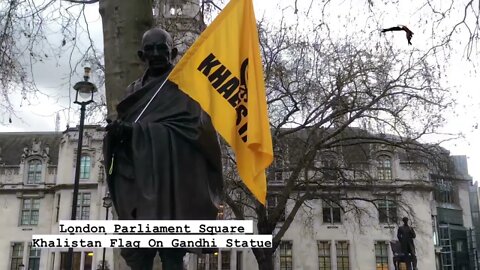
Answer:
xmin=166 ymin=0 xmax=186 ymax=16
xmin=378 ymin=197 xmax=397 ymax=224
xmin=435 ymin=179 xmax=455 ymax=204
xmin=79 ymin=155 xmax=91 ymax=179
xmin=27 ymin=159 xmax=42 ymax=184
xmin=83 ymin=253 xmax=93 ymax=270
xmin=456 ymin=240 xmax=464 ymax=252
xmin=28 ymin=246 xmax=41 ymax=270
xmin=209 ymin=253 xmax=218 ymax=270
xmin=10 ymin=243 xmax=24 ymax=270
xmin=197 ymin=254 xmax=206 ymax=270
xmin=60 ymin=251 xmax=92 ymax=270
xmin=279 ymin=240 xmax=293 ymax=270
xmin=317 ymin=241 xmax=331 ymax=270
xmin=76 ymin=193 xmax=91 ymax=220
xmin=267 ymin=194 xmax=285 ymax=221
xmin=273 ymin=159 xmax=285 ymax=183
xmin=236 ymin=251 xmax=242 ymax=270
xmin=51 ymin=253 xmax=55 ymax=270
xmin=375 ymin=241 xmax=389 ymax=270
xmin=169 ymin=6 xmax=183 ymax=16
xmin=61 ymin=252 xmax=81 ymax=270
xmin=377 ymin=155 xmax=392 ymax=180
xmin=322 ymin=200 xmax=341 ymax=224
xmin=20 ymin=198 xmax=40 ymax=226
xmin=336 ymin=241 xmax=349 ymax=270
xmin=197 ymin=253 xmax=219 ymax=270
xmin=270 ymin=147 xmax=286 ymax=183
xmin=221 ymin=250 xmax=231 ymax=270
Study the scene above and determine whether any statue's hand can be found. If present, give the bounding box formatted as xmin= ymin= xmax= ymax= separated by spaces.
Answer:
xmin=106 ymin=120 xmax=133 ymax=141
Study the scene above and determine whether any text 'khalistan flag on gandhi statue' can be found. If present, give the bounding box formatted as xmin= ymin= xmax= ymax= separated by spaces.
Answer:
xmin=167 ymin=0 xmax=273 ymax=204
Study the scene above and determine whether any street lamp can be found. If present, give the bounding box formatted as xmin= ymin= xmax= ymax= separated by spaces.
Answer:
xmin=65 ymin=67 xmax=98 ymax=270
xmin=103 ymin=193 xmax=113 ymax=216
xmin=18 ymin=263 xmax=24 ymax=270
xmin=101 ymin=193 xmax=113 ymax=270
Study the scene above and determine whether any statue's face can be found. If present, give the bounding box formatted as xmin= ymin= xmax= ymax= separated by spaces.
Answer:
xmin=139 ymin=29 xmax=177 ymax=73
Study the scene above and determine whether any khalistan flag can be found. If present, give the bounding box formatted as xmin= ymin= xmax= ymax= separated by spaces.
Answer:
xmin=167 ymin=0 xmax=273 ymax=204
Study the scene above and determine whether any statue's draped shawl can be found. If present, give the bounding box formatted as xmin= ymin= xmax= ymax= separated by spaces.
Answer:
xmin=104 ymin=70 xmax=223 ymax=220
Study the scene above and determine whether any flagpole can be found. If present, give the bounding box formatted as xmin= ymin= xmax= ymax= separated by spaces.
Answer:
xmin=134 ymin=78 xmax=168 ymax=123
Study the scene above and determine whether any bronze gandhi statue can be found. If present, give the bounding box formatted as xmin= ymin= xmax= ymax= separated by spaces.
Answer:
xmin=103 ymin=27 xmax=224 ymax=270
xmin=397 ymin=217 xmax=417 ymax=270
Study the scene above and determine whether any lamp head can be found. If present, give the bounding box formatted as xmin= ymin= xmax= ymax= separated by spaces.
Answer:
xmin=73 ymin=67 xmax=97 ymax=104
xmin=103 ymin=193 xmax=113 ymax=208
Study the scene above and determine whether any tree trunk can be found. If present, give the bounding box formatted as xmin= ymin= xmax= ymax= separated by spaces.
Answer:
xmin=99 ymin=0 xmax=153 ymax=119
xmin=98 ymin=1 xmax=153 ymax=268
xmin=253 ymin=248 xmax=275 ymax=270
xmin=258 ymin=257 xmax=274 ymax=270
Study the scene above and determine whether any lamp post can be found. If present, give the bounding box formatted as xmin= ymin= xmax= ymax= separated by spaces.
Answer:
xmin=101 ymin=193 xmax=113 ymax=270
xmin=65 ymin=67 xmax=98 ymax=270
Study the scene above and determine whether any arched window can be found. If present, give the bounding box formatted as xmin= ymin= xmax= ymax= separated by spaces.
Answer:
xmin=80 ymin=155 xmax=91 ymax=179
xmin=27 ymin=159 xmax=42 ymax=184
xmin=377 ymin=155 xmax=392 ymax=180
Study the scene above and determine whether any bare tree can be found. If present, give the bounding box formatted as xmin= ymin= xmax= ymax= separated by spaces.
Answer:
xmin=2 ymin=0 xmax=479 ymax=118
xmin=0 ymin=1 xmax=477 ymax=268
xmin=0 ymin=0 xmax=106 ymax=125
xmin=220 ymin=20 xmax=456 ymax=269
xmin=294 ymin=0 xmax=480 ymax=59
xmin=0 ymin=0 xmax=226 ymax=124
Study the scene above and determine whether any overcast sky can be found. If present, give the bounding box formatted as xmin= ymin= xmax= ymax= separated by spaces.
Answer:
xmin=1 ymin=0 xmax=479 ymax=181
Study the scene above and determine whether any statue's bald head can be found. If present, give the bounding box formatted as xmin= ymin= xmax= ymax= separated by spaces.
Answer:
xmin=138 ymin=27 xmax=178 ymax=75
xmin=141 ymin=28 xmax=173 ymax=48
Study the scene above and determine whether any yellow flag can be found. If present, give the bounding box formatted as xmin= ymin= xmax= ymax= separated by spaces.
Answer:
xmin=167 ymin=0 xmax=273 ymax=204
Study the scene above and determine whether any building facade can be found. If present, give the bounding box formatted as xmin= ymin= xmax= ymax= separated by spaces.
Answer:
xmin=249 ymin=144 xmax=439 ymax=270
xmin=0 ymin=126 xmax=112 ymax=270
xmin=187 ymin=144 xmax=479 ymax=270
xmin=433 ymin=155 xmax=480 ymax=270
xmin=1 ymin=126 xmax=479 ymax=270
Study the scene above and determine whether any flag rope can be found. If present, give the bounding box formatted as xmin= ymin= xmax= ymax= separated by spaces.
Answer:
xmin=134 ymin=78 xmax=168 ymax=123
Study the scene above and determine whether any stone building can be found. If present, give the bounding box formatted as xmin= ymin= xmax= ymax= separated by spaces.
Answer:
xmin=469 ymin=181 xmax=480 ymax=269
xmin=218 ymin=141 xmax=441 ymax=270
xmin=1 ymin=125 xmax=479 ymax=270
xmin=0 ymin=126 xmax=112 ymax=270
xmin=433 ymin=155 xmax=479 ymax=270
xmin=188 ymin=137 xmax=479 ymax=270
